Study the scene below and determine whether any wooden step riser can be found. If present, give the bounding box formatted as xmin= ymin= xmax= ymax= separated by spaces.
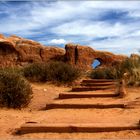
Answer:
xmin=72 ymin=87 xmax=115 ymax=92
xmin=58 ymin=94 xmax=118 ymax=99
xmin=82 ymin=80 xmax=116 ymax=83
xmin=18 ymin=123 xmax=140 ymax=134
xmin=46 ymin=104 xmax=126 ymax=110
xmin=80 ymin=83 xmax=116 ymax=86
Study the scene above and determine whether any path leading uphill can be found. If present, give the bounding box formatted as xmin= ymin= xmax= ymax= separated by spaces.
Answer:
xmin=17 ymin=79 xmax=140 ymax=139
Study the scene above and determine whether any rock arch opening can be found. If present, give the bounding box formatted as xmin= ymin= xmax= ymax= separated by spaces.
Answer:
xmin=92 ymin=59 xmax=101 ymax=68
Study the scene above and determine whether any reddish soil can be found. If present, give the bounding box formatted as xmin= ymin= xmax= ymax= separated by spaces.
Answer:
xmin=0 ymin=83 xmax=140 ymax=139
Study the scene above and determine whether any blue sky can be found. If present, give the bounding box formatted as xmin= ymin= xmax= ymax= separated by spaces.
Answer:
xmin=0 ymin=1 xmax=140 ymax=55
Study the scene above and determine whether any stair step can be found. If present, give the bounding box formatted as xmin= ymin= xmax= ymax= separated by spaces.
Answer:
xmin=80 ymin=82 xmax=116 ymax=86
xmin=18 ymin=122 xmax=140 ymax=134
xmin=82 ymin=79 xmax=116 ymax=83
xmin=46 ymin=103 xmax=126 ymax=110
xmin=58 ymin=93 xmax=118 ymax=99
xmin=72 ymin=85 xmax=115 ymax=92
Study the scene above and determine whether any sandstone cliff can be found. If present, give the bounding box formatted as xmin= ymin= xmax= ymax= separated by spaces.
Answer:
xmin=0 ymin=34 xmax=127 ymax=70
xmin=65 ymin=43 xmax=127 ymax=69
xmin=0 ymin=35 xmax=65 ymax=67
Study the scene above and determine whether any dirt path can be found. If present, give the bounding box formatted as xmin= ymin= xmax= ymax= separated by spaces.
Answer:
xmin=0 ymin=83 xmax=140 ymax=139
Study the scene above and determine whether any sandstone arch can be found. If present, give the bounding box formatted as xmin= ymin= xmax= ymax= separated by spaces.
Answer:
xmin=0 ymin=34 xmax=127 ymax=69
xmin=92 ymin=59 xmax=101 ymax=68
xmin=65 ymin=43 xmax=127 ymax=70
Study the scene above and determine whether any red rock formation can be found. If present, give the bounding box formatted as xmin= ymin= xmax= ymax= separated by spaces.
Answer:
xmin=0 ymin=34 xmax=127 ymax=69
xmin=65 ymin=43 xmax=127 ymax=70
xmin=41 ymin=46 xmax=65 ymax=61
xmin=16 ymin=39 xmax=43 ymax=63
xmin=0 ymin=34 xmax=65 ymax=67
xmin=0 ymin=36 xmax=18 ymax=67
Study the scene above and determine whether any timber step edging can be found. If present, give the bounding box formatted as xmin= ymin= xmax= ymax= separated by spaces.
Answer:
xmin=72 ymin=86 xmax=115 ymax=92
xmin=82 ymin=79 xmax=116 ymax=83
xmin=46 ymin=103 xmax=126 ymax=110
xmin=18 ymin=122 xmax=140 ymax=134
xmin=80 ymin=82 xmax=116 ymax=86
xmin=58 ymin=93 xmax=118 ymax=99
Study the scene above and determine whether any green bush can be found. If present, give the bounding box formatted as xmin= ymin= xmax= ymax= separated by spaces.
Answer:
xmin=23 ymin=61 xmax=80 ymax=83
xmin=0 ymin=71 xmax=32 ymax=108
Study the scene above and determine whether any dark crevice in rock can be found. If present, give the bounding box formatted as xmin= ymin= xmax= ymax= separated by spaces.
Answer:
xmin=75 ymin=45 xmax=78 ymax=64
xmin=39 ymin=48 xmax=43 ymax=61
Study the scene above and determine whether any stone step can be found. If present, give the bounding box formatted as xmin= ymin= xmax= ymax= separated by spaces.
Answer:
xmin=72 ymin=85 xmax=115 ymax=92
xmin=82 ymin=79 xmax=116 ymax=83
xmin=18 ymin=122 xmax=140 ymax=134
xmin=46 ymin=102 xmax=126 ymax=110
xmin=58 ymin=92 xmax=118 ymax=99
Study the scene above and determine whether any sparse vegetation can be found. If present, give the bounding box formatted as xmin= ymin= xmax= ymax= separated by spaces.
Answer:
xmin=23 ymin=61 xmax=80 ymax=84
xmin=22 ymin=62 xmax=47 ymax=82
xmin=90 ymin=67 xmax=117 ymax=79
xmin=90 ymin=55 xmax=140 ymax=86
xmin=0 ymin=70 xmax=32 ymax=108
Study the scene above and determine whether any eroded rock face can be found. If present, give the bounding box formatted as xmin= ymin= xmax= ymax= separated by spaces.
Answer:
xmin=0 ymin=36 xmax=19 ymax=67
xmin=41 ymin=46 xmax=65 ymax=61
xmin=0 ymin=34 xmax=127 ymax=69
xmin=0 ymin=35 xmax=65 ymax=67
xmin=65 ymin=43 xmax=127 ymax=70
xmin=16 ymin=39 xmax=43 ymax=63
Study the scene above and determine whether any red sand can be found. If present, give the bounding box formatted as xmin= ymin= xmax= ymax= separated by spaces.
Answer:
xmin=0 ymin=83 xmax=140 ymax=139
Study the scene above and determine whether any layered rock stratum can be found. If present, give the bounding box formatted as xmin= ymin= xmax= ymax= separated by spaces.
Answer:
xmin=65 ymin=43 xmax=127 ymax=69
xmin=0 ymin=34 xmax=127 ymax=70
xmin=0 ymin=34 xmax=65 ymax=67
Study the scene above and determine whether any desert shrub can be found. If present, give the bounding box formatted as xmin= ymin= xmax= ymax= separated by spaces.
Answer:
xmin=0 ymin=71 xmax=32 ymax=108
xmin=90 ymin=56 xmax=140 ymax=86
xmin=90 ymin=67 xmax=117 ymax=79
xmin=90 ymin=68 xmax=106 ymax=79
xmin=118 ymin=58 xmax=140 ymax=76
xmin=23 ymin=62 xmax=47 ymax=82
xmin=127 ymin=68 xmax=140 ymax=86
xmin=0 ymin=67 xmax=22 ymax=75
xmin=104 ymin=67 xmax=117 ymax=79
xmin=23 ymin=61 xmax=80 ymax=83
xmin=45 ymin=61 xmax=80 ymax=83
xmin=115 ymin=57 xmax=140 ymax=86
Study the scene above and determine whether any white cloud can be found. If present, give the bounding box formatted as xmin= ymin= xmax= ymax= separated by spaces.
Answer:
xmin=1 ymin=1 xmax=139 ymax=36
xmin=48 ymin=39 xmax=67 ymax=45
xmin=0 ymin=1 xmax=140 ymax=55
xmin=88 ymin=36 xmax=140 ymax=56
xmin=51 ymin=19 xmax=140 ymax=40
xmin=81 ymin=1 xmax=140 ymax=10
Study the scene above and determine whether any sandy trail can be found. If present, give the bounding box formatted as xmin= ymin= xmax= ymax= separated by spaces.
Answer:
xmin=0 ymin=83 xmax=140 ymax=139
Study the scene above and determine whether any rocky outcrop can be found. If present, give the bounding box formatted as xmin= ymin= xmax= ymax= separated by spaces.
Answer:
xmin=65 ymin=44 xmax=127 ymax=70
xmin=0 ymin=36 xmax=18 ymax=67
xmin=0 ymin=34 xmax=127 ymax=69
xmin=0 ymin=35 xmax=65 ymax=67
xmin=40 ymin=47 xmax=65 ymax=62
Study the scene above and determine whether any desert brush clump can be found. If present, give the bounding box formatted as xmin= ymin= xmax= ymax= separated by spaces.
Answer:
xmin=90 ymin=67 xmax=117 ymax=79
xmin=0 ymin=70 xmax=32 ymax=108
xmin=23 ymin=61 xmax=80 ymax=84
xmin=22 ymin=62 xmax=47 ymax=82
xmin=90 ymin=55 xmax=140 ymax=86
xmin=120 ymin=56 xmax=140 ymax=86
